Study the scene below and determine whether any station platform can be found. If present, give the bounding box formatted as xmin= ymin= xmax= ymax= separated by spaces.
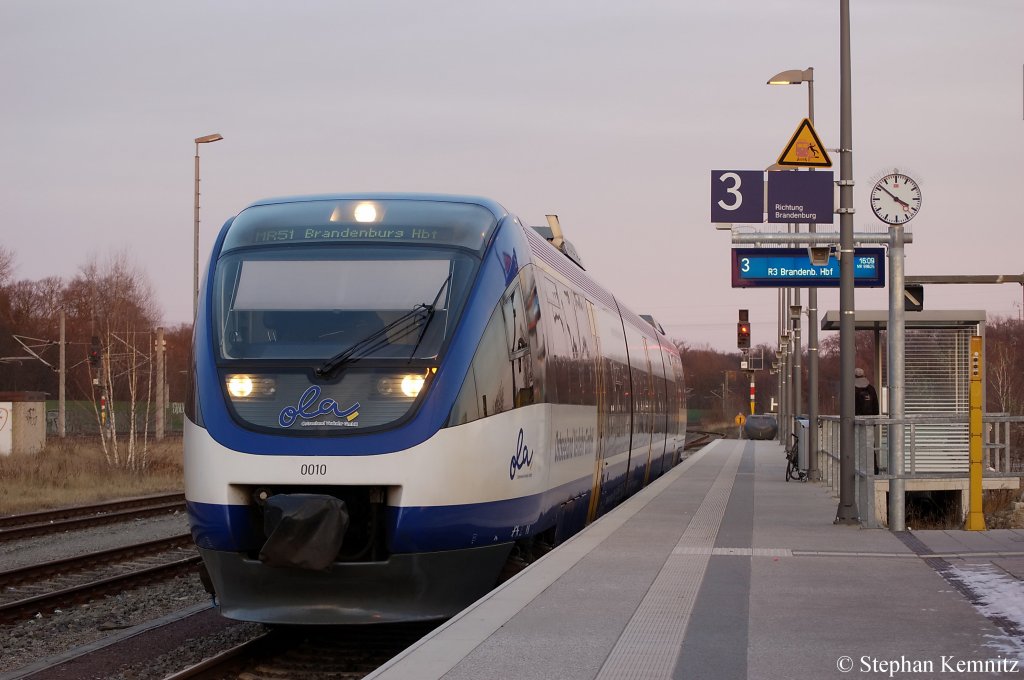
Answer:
xmin=368 ymin=438 xmax=1024 ymax=680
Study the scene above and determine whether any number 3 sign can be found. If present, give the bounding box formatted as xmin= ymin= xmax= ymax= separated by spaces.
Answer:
xmin=710 ymin=170 xmax=764 ymax=224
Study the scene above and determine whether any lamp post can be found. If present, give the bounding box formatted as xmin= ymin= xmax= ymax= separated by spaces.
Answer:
xmin=779 ymin=333 xmax=790 ymax=443
xmin=194 ymin=133 xmax=224 ymax=320
xmin=767 ymin=67 xmax=819 ymax=482
xmin=836 ymin=0 xmax=859 ymax=524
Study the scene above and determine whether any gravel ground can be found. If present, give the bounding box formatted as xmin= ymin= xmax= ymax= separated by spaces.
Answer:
xmin=106 ymin=619 xmax=265 ymax=680
xmin=0 ymin=511 xmax=192 ymax=571
xmin=0 ymin=512 xmax=215 ymax=676
xmin=0 ymin=573 xmax=212 ymax=675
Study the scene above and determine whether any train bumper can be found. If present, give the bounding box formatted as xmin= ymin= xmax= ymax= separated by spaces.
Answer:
xmin=198 ymin=542 xmax=513 ymax=625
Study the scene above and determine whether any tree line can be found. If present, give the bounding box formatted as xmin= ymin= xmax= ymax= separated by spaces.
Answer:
xmin=678 ymin=314 xmax=1024 ymax=424
xmin=2 ymin=244 xmax=1021 ymax=441
xmin=0 ymin=247 xmax=192 ymax=468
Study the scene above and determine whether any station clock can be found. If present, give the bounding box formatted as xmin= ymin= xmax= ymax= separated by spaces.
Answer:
xmin=870 ymin=172 xmax=922 ymax=225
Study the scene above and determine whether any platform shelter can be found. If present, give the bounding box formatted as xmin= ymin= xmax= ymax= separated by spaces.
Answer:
xmin=819 ymin=310 xmax=1021 ymax=526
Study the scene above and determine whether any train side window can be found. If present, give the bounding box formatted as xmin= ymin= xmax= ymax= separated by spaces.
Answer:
xmin=502 ymin=281 xmax=534 ymax=408
xmin=518 ymin=267 xmax=546 ymax=404
xmin=448 ymin=301 xmax=514 ymax=426
xmin=448 ymin=364 xmax=479 ymax=426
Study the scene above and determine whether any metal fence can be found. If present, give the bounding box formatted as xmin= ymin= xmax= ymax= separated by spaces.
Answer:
xmin=815 ymin=413 xmax=1024 ymax=507
xmin=45 ymin=401 xmax=185 ymax=436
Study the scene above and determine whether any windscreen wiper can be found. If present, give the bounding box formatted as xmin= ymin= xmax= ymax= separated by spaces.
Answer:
xmin=407 ymin=273 xmax=451 ymax=362
xmin=314 ymin=275 xmax=453 ymax=379
xmin=314 ymin=305 xmax=430 ymax=378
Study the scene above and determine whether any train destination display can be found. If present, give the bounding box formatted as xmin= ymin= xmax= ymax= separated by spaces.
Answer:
xmin=731 ymin=247 xmax=885 ymax=288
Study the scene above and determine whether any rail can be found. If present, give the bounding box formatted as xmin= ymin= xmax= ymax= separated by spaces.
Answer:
xmin=0 ymin=493 xmax=185 ymax=542
xmin=0 ymin=534 xmax=199 ymax=623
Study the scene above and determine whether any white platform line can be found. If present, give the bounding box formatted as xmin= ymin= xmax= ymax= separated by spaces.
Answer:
xmin=365 ymin=441 xmax=727 ymax=680
xmin=596 ymin=446 xmax=743 ymax=680
xmin=671 ymin=546 xmax=794 ymax=557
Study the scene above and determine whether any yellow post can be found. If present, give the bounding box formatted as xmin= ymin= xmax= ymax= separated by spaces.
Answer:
xmin=965 ymin=336 xmax=986 ymax=531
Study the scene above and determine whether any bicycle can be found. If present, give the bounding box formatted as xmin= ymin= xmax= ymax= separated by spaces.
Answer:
xmin=785 ymin=432 xmax=806 ymax=482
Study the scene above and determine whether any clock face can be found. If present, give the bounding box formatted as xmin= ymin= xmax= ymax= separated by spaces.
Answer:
xmin=870 ymin=173 xmax=922 ymax=225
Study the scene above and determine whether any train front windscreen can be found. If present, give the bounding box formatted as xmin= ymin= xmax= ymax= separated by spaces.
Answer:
xmin=209 ymin=198 xmax=493 ymax=434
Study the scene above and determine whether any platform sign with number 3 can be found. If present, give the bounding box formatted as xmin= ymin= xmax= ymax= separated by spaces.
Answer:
xmin=711 ymin=170 xmax=764 ymax=224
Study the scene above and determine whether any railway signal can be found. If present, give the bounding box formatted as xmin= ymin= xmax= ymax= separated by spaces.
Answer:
xmin=88 ymin=336 xmax=101 ymax=367
xmin=737 ymin=310 xmax=750 ymax=349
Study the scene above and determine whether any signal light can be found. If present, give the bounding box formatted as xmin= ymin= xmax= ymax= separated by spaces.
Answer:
xmin=88 ymin=336 xmax=101 ymax=366
xmin=737 ymin=322 xmax=751 ymax=349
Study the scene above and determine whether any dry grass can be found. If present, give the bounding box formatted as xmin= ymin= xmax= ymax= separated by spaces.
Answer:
xmin=0 ymin=437 xmax=183 ymax=515
xmin=903 ymin=486 xmax=1024 ymax=529
xmin=984 ymin=487 xmax=1024 ymax=529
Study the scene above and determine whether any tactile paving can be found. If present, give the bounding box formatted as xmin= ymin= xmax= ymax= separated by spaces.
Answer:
xmin=595 ymin=448 xmax=742 ymax=680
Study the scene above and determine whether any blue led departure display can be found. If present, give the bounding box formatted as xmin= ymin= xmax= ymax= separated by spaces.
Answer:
xmin=731 ymin=247 xmax=885 ymax=288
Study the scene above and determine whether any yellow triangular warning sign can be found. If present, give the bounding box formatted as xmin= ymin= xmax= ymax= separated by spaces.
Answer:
xmin=777 ymin=118 xmax=832 ymax=168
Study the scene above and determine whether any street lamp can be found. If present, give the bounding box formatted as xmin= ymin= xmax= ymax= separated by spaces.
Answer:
xmin=767 ymin=67 xmax=819 ymax=483
xmin=194 ymin=133 xmax=224 ymax=320
xmin=767 ymin=68 xmax=814 ymax=113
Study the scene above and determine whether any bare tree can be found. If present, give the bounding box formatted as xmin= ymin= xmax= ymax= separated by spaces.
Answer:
xmin=0 ymin=247 xmax=13 ymax=286
xmin=76 ymin=252 xmax=162 ymax=470
xmin=988 ymin=317 xmax=1023 ymax=415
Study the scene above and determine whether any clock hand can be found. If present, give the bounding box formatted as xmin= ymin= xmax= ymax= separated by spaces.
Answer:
xmin=879 ymin=185 xmax=911 ymax=209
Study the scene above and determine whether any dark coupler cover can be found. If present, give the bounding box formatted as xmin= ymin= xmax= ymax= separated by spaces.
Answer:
xmin=259 ymin=494 xmax=350 ymax=570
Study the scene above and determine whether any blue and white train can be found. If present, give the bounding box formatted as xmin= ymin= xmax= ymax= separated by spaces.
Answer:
xmin=185 ymin=194 xmax=686 ymax=624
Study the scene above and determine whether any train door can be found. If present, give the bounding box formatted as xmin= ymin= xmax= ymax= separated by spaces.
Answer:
xmin=623 ymin=325 xmax=654 ymax=496
xmin=647 ymin=339 xmax=670 ymax=480
xmin=675 ymin=352 xmax=688 ymax=456
xmin=584 ymin=300 xmax=605 ymax=522
xmin=664 ymin=350 xmax=679 ymax=467
xmin=591 ymin=305 xmax=630 ymax=515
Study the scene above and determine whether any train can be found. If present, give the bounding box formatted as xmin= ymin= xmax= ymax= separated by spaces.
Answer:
xmin=185 ymin=193 xmax=687 ymax=624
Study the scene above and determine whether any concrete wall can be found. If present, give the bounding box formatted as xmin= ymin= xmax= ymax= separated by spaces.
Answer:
xmin=0 ymin=392 xmax=47 ymax=455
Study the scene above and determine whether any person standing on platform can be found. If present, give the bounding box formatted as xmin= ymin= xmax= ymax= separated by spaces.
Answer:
xmin=855 ymin=367 xmax=880 ymax=473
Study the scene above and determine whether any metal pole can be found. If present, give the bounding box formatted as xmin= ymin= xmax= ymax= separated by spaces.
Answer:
xmin=777 ymin=288 xmax=784 ymax=441
xmin=193 ymin=144 xmax=199 ymax=319
xmin=192 ymin=134 xmax=223 ymax=319
xmin=156 ymin=326 xmax=165 ymax=441
xmin=58 ymin=308 xmax=66 ymax=438
xmin=781 ymin=336 xmax=790 ymax=443
xmin=887 ymin=225 xmax=906 ymax=530
xmin=806 ymin=70 xmax=820 ymax=481
xmin=193 ymin=144 xmax=201 ymax=320
xmin=791 ymin=308 xmax=802 ymax=459
xmin=786 ymin=216 xmax=799 ymax=445
xmin=783 ymin=258 xmax=791 ymax=443
xmin=836 ymin=0 xmax=859 ymax=523
xmin=793 ymin=293 xmax=802 ymax=426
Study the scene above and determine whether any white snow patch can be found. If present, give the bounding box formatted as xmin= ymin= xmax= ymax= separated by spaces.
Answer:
xmin=949 ymin=564 xmax=1024 ymax=661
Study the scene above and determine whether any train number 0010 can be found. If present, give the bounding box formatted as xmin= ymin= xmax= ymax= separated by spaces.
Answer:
xmin=300 ymin=464 xmax=327 ymax=476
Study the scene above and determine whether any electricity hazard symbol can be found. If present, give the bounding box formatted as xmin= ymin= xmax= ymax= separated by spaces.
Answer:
xmin=777 ymin=118 xmax=832 ymax=168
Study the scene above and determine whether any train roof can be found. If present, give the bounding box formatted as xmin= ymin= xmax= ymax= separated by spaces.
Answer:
xmin=243 ymin=193 xmax=510 ymax=219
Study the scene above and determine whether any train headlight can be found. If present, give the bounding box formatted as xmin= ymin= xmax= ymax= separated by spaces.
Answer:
xmin=353 ymin=202 xmax=378 ymax=223
xmin=225 ymin=374 xmax=276 ymax=399
xmin=375 ymin=369 xmax=434 ymax=399
xmin=227 ymin=375 xmax=253 ymax=398
xmin=401 ymin=374 xmax=425 ymax=398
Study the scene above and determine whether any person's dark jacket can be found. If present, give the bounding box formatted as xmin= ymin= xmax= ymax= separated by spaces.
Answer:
xmin=855 ymin=383 xmax=879 ymax=416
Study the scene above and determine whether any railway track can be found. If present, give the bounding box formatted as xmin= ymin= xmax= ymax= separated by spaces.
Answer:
xmin=165 ymin=621 xmax=440 ymax=680
xmin=0 ymin=492 xmax=186 ymax=542
xmin=15 ymin=606 xmax=437 ymax=680
xmin=0 ymin=533 xmax=199 ymax=623
xmin=684 ymin=430 xmax=723 ymax=450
